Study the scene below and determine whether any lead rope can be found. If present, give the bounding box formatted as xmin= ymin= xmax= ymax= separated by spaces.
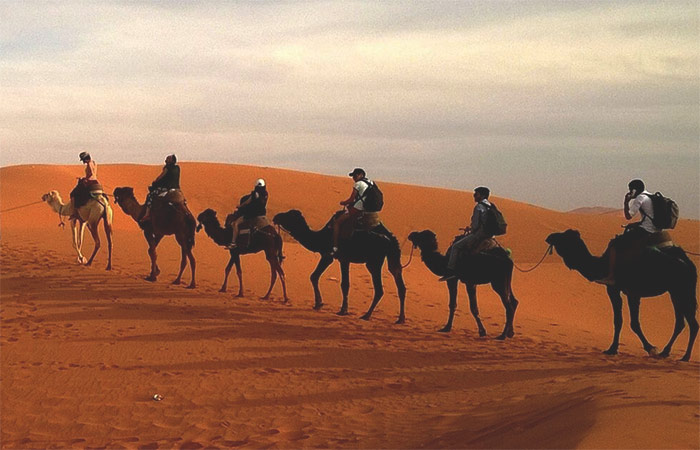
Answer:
xmin=493 ymin=238 xmax=553 ymax=273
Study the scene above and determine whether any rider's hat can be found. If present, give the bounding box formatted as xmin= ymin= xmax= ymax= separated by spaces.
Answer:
xmin=348 ymin=168 xmax=365 ymax=177
xmin=79 ymin=152 xmax=90 ymax=162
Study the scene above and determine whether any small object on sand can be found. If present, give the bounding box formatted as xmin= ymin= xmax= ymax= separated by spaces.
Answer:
xmin=152 ymin=394 xmax=163 ymax=401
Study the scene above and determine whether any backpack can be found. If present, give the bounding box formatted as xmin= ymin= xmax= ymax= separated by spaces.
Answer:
xmin=483 ymin=202 xmax=507 ymax=236
xmin=648 ymin=192 xmax=679 ymax=229
xmin=359 ymin=179 xmax=384 ymax=212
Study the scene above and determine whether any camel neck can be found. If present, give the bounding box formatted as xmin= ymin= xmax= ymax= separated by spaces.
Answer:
xmin=203 ymin=220 xmax=233 ymax=246
xmin=120 ymin=198 xmax=145 ymax=222
xmin=418 ymin=247 xmax=449 ymax=276
xmin=290 ymin=224 xmax=330 ymax=254
xmin=558 ymin=243 xmax=607 ymax=282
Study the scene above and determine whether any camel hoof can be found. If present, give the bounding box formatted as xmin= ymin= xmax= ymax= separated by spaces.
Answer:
xmin=105 ymin=265 xmax=112 ymax=271
xmin=507 ymin=331 xmax=515 ymax=338
xmin=658 ymin=350 xmax=670 ymax=359
xmin=359 ymin=313 xmax=371 ymax=321
xmin=438 ymin=326 xmax=451 ymax=333
xmin=219 ymin=288 xmax=227 ymax=293
xmin=236 ymin=293 xmax=245 ymax=298
xmin=260 ymin=296 xmax=270 ymax=301
xmin=680 ymin=355 xmax=691 ymax=362
xmin=479 ymin=330 xmax=487 ymax=337
xmin=395 ymin=317 xmax=405 ymax=325
xmin=647 ymin=346 xmax=659 ymax=357
xmin=172 ymin=280 xmax=181 ymax=285
xmin=495 ymin=334 xmax=507 ymax=341
xmin=186 ymin=284 xmax=196 ymax=290
xmin=145 ymin=276 xmax=157 ymax=282
xmin=337 ymin=310 xmax=349 ymax=316
xmin=313 ymin=303 xmax=324 ymax=311
xmin=602 ymin=348 xmax=618 ymax=356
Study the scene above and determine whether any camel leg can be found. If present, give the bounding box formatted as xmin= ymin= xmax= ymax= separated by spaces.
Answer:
xmin=310 ymin=255 xmax=333 ymax=310
xmin=145 ymin=234 xmax=162 ymax=282
xmin=681 ymin=312 xmax=698 ymax=362
xmin=627 ymin=295 xmax=657 ymax=355
xmin=659 ymin=297 xmax=686 ymax=358
xmin=438 ymin=279 xmax=459 ymax=332
xmin=84 ymin=223 xmax=101 ymax=267
xmin=468 ymin=283 xmax=488 ymax=337
xmin=220 ymin=253 xmax=236 ymax=292
xmin=173 ymin=246 xmax=187 ymax=285
xmin=508 ymin=291 xmax=520 ymax=337
xmin=493 ymin=281 xmax=514 ymax=340
xmin=72 ymin=221 xmax=87 ymax=264
xmin=103 ymin=217 xmax=113 ymax=271
xmin=337 ymin=260 xmax=351 ymax=316
xmin=604 ymin=286 xmax=624 ymax=355
xmin=261 ymin=254 xmax=278 ymax=300
xmin=266 ymin=254 xmax=289 ymax=303
xmin=186 ymin=246 xmax=196 ymax=289
xmin=360 ymin=260 xmax=385 ymax=321
xmin=389 ymin=264 xmax=406 ymax=324
xmin=232 ymin=257 xmax=243 ymax=296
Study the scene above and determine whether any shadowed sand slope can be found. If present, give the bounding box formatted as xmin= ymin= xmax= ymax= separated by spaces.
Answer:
xmin=1 ymin=163 xmax=699 ymax=448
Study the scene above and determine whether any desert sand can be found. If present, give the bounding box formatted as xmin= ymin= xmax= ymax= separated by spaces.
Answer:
xmin=1 ymin=163 xmax=699 ymax=449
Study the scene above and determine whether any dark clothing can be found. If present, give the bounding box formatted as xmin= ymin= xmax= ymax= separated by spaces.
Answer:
xmin=239 ymin=187 xmax=268 ymax=219
xmin=151 ymin=164 xmax=180 ymax=190
xmin=70 ymin=179 xmax=103 ymax=209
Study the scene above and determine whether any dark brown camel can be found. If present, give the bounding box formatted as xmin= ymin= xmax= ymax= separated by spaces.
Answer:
xmin=272 ymin=209 xmax=407 ymax=323
xmin=196 ymin=208 xmax=288 ymax=301
xmin=546 ymin=229 xmax=698 ymax=361
xmin=112 ymin=187 xmax=196 ymax=288
xmin=408 ymin=230 xmax=518 ymax=339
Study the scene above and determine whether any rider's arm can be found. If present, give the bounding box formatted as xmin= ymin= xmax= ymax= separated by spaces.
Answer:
xmin=152 ymin=166 xmax=168 ymax=184
xmin=625 ymin=192 xmax=637 ymax=220
xmin=340 ymin=189 xmax=358 ymax=206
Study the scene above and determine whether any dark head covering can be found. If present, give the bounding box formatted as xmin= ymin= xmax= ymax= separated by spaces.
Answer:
xmin=79 ymin=152 xmax=91 ymax=162
xmin=348 ymin=168 xmax=366 ymax=177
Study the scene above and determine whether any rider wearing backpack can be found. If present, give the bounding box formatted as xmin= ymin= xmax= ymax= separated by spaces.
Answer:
xmin=601 ymin=179 xmax=663 ymax=284
xmin=440 ymin=186 xmax=496 ymax=281
xmin=332 ymin=168 xmax=374 ymax=255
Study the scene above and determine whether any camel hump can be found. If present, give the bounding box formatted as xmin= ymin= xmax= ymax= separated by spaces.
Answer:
xmin=154 ymin=189 xmax=187 ymax=206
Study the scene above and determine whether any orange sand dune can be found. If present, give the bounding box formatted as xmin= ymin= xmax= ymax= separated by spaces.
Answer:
xmin=2 ymin=163 xmax=699 ymax=449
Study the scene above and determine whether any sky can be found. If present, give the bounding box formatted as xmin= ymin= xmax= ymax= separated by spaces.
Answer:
xmin=1 ymin=1 xmax=699 ymax=217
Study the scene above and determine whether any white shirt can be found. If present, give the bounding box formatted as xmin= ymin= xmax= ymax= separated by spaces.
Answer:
xmin=353 ymin=178 xmax=372 ymax=211
xmin=628 ymin=191 xmax=660 ymax=233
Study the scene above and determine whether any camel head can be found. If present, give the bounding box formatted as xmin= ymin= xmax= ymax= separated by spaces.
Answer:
xmin=41 ymin=190 xmax=62 ymax=204
xmin=112 ymin=187 xmax=135 ymax=206
xmin=408 ymin=230 xmax=439 ymax=252
xmin=196 ymin=208 xmax=219 ymax=232
xmin=546 ymin=229 xmax=588 ymax=261
xmin=273 ymin=209 xmax=308 ymax=233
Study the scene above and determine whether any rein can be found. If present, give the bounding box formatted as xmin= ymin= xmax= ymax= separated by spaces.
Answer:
xmin=401 ymin=243 xmax=415 ymax=269
xmin=494 ymin=238 xmax=553 ymax=273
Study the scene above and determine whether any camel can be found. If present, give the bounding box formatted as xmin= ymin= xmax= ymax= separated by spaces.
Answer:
xmin=273 ymin=209 xmax=407 ymax=323
xmin=196 ymin=208 xmax=288 ymax=301
xmin=408 ymin=230 xmax=518 ymax=339
xmin=546 ymin=229 xmax=698 ymax=361
xmin=41 ymin=190 xmax=113 ymax=270
xmin=112 ymin=187 xmax=196 ymax=288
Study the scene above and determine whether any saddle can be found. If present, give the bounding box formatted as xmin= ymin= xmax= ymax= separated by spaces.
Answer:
xmin=225 ymin=214 xmax=271 ymax=248
xmin=70 ymin=179 xmax=105 ymax=209
xmin=336 ymin=211 xmax=382 ymax=240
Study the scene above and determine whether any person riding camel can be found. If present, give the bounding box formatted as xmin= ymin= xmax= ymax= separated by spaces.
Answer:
xmin=600 ymin=179 xmax=662 ymax=284
xmin=331 ymin=168 xmax=372 ymax=255
xmin=70 ymin=152 xmax=104 ymax=209
xmin=139 ymin=154 xmax=180 ymax=223
xmin=439 ymin=186 xmax=494 ymax=281
xmin=228 ymin=179 xmax=269 ymax=250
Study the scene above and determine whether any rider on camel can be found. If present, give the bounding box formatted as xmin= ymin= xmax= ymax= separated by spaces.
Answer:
xmin=140 ymin=154 xmax=180 ymax=222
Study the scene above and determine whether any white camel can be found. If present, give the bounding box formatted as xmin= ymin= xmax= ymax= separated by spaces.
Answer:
xmin=42 ymin=190 xmax=114 ymax=270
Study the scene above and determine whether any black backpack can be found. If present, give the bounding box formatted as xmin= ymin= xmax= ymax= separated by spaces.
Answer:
xmin=483 ymin=202 xmax=507 ymax=236
xmin=647 ymin=192 xmax=679 ymax=229
xmin=359 ymin=179 xmax=384 ymax=212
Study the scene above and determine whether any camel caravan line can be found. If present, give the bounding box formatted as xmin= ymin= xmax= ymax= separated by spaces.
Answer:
xmin=38 ymin=165 xmax=698 ymax=362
